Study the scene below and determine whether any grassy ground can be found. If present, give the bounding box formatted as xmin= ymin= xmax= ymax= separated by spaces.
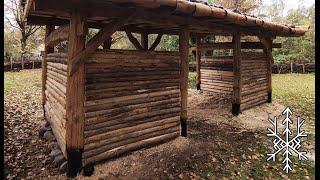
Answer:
xmin=272 ymin=73 xmax=315 ymax=135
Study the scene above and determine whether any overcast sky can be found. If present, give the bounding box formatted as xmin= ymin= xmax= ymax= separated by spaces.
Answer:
xmin=263 ymin=0 xmax=315 ymax=16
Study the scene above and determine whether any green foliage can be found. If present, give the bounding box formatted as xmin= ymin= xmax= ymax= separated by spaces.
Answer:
xmin=158 ymin=35 xmax=179 ymax=51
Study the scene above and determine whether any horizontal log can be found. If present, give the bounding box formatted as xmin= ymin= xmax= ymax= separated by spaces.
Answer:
xmin=241 ymin=97 xmax=268 ymax=111
xmin=45 ymin=86 xmax=66 ymax=107
xmin=46 ymin=77 xmax=66 ymax=94
xmin=86 ymin=70 xmax=179 ymax=79
xmin=200 ymin=79 xmax=233 ymax=85
xmin=85 ymin=121 xmax=178 ymax=154
xmin=86 ymin=103 xmax=180 ymax=125
xmin=201 ymin=84 xmax=233 ymax=91
xmin=85 ymin=93 xmax=179 ymax=113
xmin=86 ymin=82 xmax=179 ymax=97
xmin=47 ymin=52 xmax=67 ymax=58
xmin=86 ymin=79 xmax=180 ymax=91
xmin=46 ymin=91 xmax=66 ymax=120
xmin=47 ymin=72 xmax=67 ymax=86
xmin=46 ymin=57 xmax=68 ymax=64
xmin=84 ymin=132 xmax=179 ymax=165
xmin=85 ymin=74 xmax=180 ymax=84
xmin=242 ymin=92 xmax=268 ymax=104
xmin=201 ymin=87 xmax=232 ymax=94
xmin=85 ymin=97 xmax=180 ymax=118
xmin=85 ymin=89 xmax=180 ymax=107
xmin=86 ymin=67 xmax=180 ymax=74
xmin=86 ymin=86 xmax=179 ymax=101
xmin=85 ymin=107 xmax=180 ymax=128
xmin=45 ymin=103 xmax=66 ymax=157
xmin=84 ymin=124 xmax=179 ymax=158
xmin=47 ymin=67 xmax=68 ymax=77
xmin=85 ymin=116 xmax=179 ymax=145
xmin=47 ymin=62 xmax=67 ymax=71
xmin=197 ymin=42 xmax=281 ymax=50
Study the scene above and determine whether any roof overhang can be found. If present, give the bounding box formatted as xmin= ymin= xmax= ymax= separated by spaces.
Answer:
xmin=22 ymin=0 xmax=309 ymax=37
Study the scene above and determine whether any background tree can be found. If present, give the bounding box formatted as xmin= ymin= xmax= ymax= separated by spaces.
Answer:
xmin=4 ymin=0 xmax=41 ymax=69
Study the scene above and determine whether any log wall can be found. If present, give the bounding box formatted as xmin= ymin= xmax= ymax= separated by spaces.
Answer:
xmin=83 ymin=50 xmax=181 ymax=165
xmin=44 ymin=53 xmax=67 ymax=157
xmin=241 ymin=51 xmax=268 ymax=110
xmin=200 ymin=56 xmax=234 ymax=95
xmin=199 ymin=51 xmax=268 ymax=111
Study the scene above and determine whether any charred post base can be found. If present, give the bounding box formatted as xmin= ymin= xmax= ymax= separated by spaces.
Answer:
xmin=267 ymin=91 xmax=272 ymax=103
xmin=83 ymin=163 xmax=95 ymax=176
xmin=196 ymin=84 xmax=201 ymax=90
xmin=67 ymin=148 xmax=83 ymax=178
xmin=180 ymin=119 xmax=187 ymax=137
xmin=232 ymin=103 xmax=240 ymax=116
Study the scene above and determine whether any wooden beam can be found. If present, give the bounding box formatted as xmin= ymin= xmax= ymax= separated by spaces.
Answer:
xmin=148 ymin=33 xmax=163 ymax=51
xmin=126 ymin=31 xmax=143 ymax=50
xmin=232 ymin=33 xmax=242 ymax=116
xmin=43 ymin=24 xmax=55 ymax=108
xmin=66 ymin=11 xmax=87 ymax=178
xmin=195 ymin=37 xmax=201 ymax=90
xmin=197 ymin=42 xmax=281 ymax=50
xmin=141 ymin=32 xmax=148 ymax=50
xmin=103 ymin=36 xmax=112 ymax=50
xmin=259 ymin=36 xmax=274 ymax=103
xmin=179 ymin=30 xmax=189 ymax=137
xmin=69 ymin=16 xmax=130 ymax=76
xmin=45 ymin=25 xmax=69 ymax=47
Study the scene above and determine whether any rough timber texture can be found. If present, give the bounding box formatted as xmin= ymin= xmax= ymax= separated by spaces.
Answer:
xmin=44 ymin=53 xmax=67 ymax=157
xmin=83 ymin=50 xmax=181 ymax=165
xmin=241 ymin=51 xmax=268 ymax=111
xmin=200 ymin=56 xmax=234 ymax=95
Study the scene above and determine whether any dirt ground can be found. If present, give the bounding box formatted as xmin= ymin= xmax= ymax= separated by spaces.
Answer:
xmin=4 ymin=81 xmax=315 ymax=179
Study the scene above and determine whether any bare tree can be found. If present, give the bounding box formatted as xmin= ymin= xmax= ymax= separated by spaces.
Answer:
xmin=215 ymin=0 xmax=262 ymax=14
xmin=4 ymin=0 xmax=41 ymax=69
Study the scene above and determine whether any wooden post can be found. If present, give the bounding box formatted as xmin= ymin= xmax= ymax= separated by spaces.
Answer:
xmin=232 ymin=33 xmax=242 ymax=116
xmin=259 ymin=36 xmax=273 ymax=103
xmin=103 ymin=36 xmax=112 ymax=50
xmin=196 ymin=37 xmax=201 ymax=90
xmin=141 ymin=32 xmax=148 ymax=50
xmin=266 ymin=38 xmax=273 ymax=103
xmin=66 ymin=11 xmax=87 ymax=178
xmin=43 ymin=24 xmax=55 ymax=114
xmin=179 ymin=30 xmax=189 ymax=137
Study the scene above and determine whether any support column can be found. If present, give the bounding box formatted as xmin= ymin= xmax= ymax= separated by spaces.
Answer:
xmin=66 ymin=11 xmax=88 ymax=178
xmin=232 ymin=34 xmax=242 ymax=116
xmin=103 ymin=36 xmax=112 ymax=50
xmin=141 ymin=32 xmax=148 ymax=50
xmin=43 ymin=24 xmax=55 ymax=116
xmin=179 ymin=30 xmax=189 ymax=137
xmin=196 ymin=37 xmax=201 ymax=90
xmin=265 ymin=38 xmax=273 ymax=103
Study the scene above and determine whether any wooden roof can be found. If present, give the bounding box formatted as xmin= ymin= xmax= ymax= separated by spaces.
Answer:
xmin=22 ymin=0 xmax=309 ymax=37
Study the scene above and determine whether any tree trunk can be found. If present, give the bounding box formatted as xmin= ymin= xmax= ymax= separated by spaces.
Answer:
xmin=290 ymin=61 xmax=293 ymax=73
xmin=21 ymin=39 xmax=27 ymax=70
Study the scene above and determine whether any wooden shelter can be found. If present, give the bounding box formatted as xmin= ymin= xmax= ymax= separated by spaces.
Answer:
xmin=22 ymin=0 xmax=309 ymax=177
